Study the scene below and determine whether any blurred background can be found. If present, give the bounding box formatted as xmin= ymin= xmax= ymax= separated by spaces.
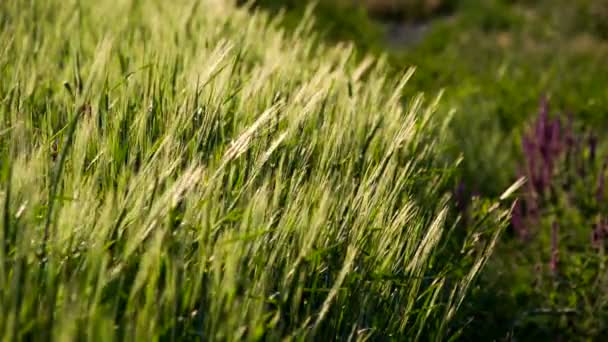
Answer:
xmin=240 ymin=0 xmax=608 ymax=340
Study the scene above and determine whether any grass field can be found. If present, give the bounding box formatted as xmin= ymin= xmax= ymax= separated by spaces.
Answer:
xmin=0 ymin=0 xmax=517 ymax=340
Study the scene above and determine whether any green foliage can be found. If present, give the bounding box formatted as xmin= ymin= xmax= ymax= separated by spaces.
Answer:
xmin=243 ymin=0 xmax=385 ymax=51
xmin=0 ymin=0 xmax=511 ymax=340
xmin=392 ymin=0 xmax=608 ymax=194
xmin=252 ymin=0 xmax=608 ymax=339
xmin=508 ymin=104 xmax=608 ymax=338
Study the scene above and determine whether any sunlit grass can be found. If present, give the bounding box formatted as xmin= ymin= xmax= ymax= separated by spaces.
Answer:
xmin=0 ymin=1 xmax=509 ymax=340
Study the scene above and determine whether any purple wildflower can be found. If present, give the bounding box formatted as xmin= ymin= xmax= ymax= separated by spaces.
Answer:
xmin=549 ymin=118 xmax=563 ymax=158
xmin=520 ymin=97 xmax=569 ymax=197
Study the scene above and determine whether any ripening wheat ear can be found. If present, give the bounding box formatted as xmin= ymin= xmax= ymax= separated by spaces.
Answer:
xmin=215 ymin=102 xmax=284 ymax=177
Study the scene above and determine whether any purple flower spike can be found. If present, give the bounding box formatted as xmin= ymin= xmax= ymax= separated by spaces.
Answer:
xmin=550 ymin=118 xmax=562 ymax=157
xmin=520 ymin=98 xmax=568 ymax=198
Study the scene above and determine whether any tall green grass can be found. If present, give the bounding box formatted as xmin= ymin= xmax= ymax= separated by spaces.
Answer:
xmin=0 ymin=0 xmax=510 ymax=340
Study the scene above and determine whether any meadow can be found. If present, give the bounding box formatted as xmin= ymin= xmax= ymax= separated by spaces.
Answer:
xmin=0 ymin=0 xmax=518 ymax=340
